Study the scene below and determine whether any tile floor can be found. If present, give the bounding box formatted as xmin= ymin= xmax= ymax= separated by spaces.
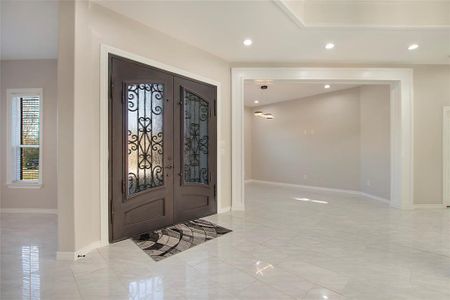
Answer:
xmin=2 ymin=182 xmax=450 ymax=299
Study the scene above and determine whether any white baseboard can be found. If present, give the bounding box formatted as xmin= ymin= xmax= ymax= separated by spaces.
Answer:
xmin=249 ymin=179 xmax=362 ymax=195
xmin=74 ymin=241 xmax=103 ymax=259
xmin=231 ymin=204 xmax=245 ymax=211
xmin=0 ymin=208 xmax=57 ymax=214
xmin=414 ymin=204 xmax=447 ymax=209
xmin=360 ymin=192 xmax=390 ymax=204
xmin=248 ymin=180 xmax=389 ymax=204
xmin=57 ymin=240 xmax=103 ymax=261
xmin=247 ymin=180 xmax=448 ymax=208
xmin=218 ymin=206 xmax=231 ymax=213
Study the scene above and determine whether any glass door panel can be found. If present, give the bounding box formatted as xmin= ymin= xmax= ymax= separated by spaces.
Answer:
xmin=127 ymin=83 xmax=165 ymax=197
xmin=183 ymin=90 xmax=209 ymax=185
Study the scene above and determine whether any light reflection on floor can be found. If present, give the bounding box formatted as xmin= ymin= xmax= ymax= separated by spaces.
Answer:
xmin=21 ymin=245 xmax=40 ymax=300
xmin=255 ymin=260 xmax=274 ymax=276
xmin=293 ymin=197 xmax=329 ymax=204
xmin=128 ymin=276 xmax=164 ymax=300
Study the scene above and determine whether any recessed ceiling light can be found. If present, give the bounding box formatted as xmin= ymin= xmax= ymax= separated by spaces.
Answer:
xmin=408 ymin=44 xmax=419 ymax=50
xmin=243 ymin=39 xmax=253 ymax=46
xmin=325 ymin=43 xmax=335 ymax=50
xmin=324 ymin=84 xmax=331 ymax=89
xmin=254 ymin=100 xmax=259 ymax=104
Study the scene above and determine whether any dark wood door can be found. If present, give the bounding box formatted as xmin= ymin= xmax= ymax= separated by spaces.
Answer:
xmin=109 ymin=55 xmax=175 ymax=242
xmin=109 ymin=55 xmax=217 ymax=242
xmin=173 ymin=77 xmax=217 ymax=223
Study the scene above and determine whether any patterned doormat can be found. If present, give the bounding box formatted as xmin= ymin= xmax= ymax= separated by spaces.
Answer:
xmin=132 ymin=219 xmax=232 ymax=261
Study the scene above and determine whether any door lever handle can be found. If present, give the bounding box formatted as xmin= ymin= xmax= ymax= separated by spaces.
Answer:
xmin=165 ymin=165 xmax=173 ymax=169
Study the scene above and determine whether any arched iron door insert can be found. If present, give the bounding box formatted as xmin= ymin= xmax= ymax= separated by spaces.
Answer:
xmin=173 ymin=76 xmax=217 ymax=223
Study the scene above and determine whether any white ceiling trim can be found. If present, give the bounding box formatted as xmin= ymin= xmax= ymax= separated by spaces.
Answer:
xmin=275 ymin=0 xmax=450 ymax=29
xmin=273 ymin=0 xmax=305 ymax=28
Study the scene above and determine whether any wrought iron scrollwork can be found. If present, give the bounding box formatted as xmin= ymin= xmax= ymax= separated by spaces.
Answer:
xmin=183 ymin=90 xmax=209 ymax=184
xmin=127 ymin=83 xmax=164 ymax=196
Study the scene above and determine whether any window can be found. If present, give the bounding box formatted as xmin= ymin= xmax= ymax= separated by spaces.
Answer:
xmin=7 ymin=89 xmax=43 ymax=186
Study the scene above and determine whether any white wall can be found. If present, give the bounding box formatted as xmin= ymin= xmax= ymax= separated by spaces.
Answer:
xmin=249 ymin=87 xmax=362 ymax=191
xmin=360 ymin=85 xmax=390 ymax=199
xmin=244 ymin=107 xmax=253 ymax=180
xmin=0 ymin=59 xmax=58 ymax=210
xmin=245 ymin=86 xmax=391 ymax=198
xmin=58 ymin=1 xmax=231 ymax=252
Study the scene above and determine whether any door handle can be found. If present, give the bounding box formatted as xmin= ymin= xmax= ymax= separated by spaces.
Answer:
xmin=165 ymin=165 xmax=173 ymax=169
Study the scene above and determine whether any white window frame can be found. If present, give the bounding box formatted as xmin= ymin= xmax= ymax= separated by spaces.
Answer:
xmin=6 ymin=88 xmax=44 ymax=188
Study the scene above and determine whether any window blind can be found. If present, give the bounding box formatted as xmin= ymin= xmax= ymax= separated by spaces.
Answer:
xmin=17 ymin=97 xmax=40 ymax=181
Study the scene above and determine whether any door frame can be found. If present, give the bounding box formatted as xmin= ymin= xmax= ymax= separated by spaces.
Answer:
xmin=100 ymin=44 xmax=222 ymax=246
xmin=443 ymin=106 xmax=450 ymax=207
xmin=232 ymin=67 xmax=414 ymax=210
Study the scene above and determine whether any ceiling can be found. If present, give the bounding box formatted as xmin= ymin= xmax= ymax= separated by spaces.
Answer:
xmin=1 ymin=0 xmax=449 ymax=64
xmin=95 ymin=0 xmax=450 ymax=64
xmin=244 ymin=81 xmax=361 ymax=107
xmin=0 ymin=0 xmax=58 ymax=60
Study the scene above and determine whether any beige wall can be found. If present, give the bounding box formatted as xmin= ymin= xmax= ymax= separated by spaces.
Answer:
xmin=58 ymin=1 xmax=231 ymax=252
xmin=413 ymin=65 xmax=450 ymax=205
xmin=248 ymin=88 xmax=362 ymax=191
xmin=360 ymin=85 xmax=391 ymax=199
xmin=57 ymin=0 xmax=75 ymax=252
xmin=0 ymin=59 xmax=58 ymax=210
xmin=245 ymin=85 xmax=391 ymax=198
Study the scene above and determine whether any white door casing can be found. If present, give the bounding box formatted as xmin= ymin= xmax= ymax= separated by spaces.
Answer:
xmin=232 ymin=67 xmax=414 ymax=210
xmin=443 ymin=106 xmax=450 ymax=207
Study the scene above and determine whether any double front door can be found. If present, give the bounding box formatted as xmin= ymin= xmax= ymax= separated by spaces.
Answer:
xmin=109 ymin=55 xmax=217 ymax=242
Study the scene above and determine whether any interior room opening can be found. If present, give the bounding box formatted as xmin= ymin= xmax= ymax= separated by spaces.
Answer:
xmin=244 ymin=80 xmax=391 ymax=204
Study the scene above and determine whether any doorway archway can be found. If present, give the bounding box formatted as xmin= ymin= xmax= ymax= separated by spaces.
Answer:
xmin=231 ymin=67 xmax=414 ymax=210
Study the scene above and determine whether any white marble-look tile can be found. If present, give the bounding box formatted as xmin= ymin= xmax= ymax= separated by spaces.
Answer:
xmin=193 ymin=257 xmax=258 ymax=292
xmin=178 ymin=283 xmax=237 ymax=300
xmin=70 ymin=249 xmax=108 ymax=276
xmin=277 ymin=259 xmax=349 ymax=293
xmin=234 ymin=280 xmax=294 ymax=299
xmin=73 ymin=267 xmax=129 ymax=298
xmin=302 ymin=287 xmax=343 ymax=300
xmin=2 ymin=182 xmax=450 ymax=299
xmin=252 ymin=265 xmax=315 ymax=298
